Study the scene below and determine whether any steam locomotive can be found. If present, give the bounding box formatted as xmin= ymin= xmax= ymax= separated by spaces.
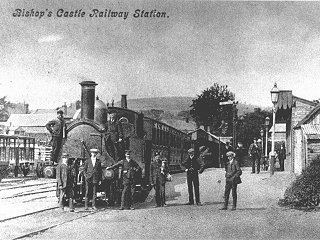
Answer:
xmin=52 ymin=81 xmax=191 ymax=204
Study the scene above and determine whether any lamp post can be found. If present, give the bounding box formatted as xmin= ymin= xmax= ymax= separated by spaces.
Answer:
xmin=265 ymin=116 xmax=270 ymax=159
xmin=260 ymin=129 xmax=264 ymax=168
xmin=270 ymin=83 xmax=279 ymax=176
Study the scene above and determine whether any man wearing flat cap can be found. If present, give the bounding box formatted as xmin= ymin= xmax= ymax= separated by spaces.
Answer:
xmin=222 ymin=141 xmax=234 ymax=170
xmin=107 ymin=150 xmax=141 ymax=210
xmin=45 ymin=110 xmax=67 ymax=164
xmin=221 ymin=151 xmax=242 ymax=211
xmin=84 ymin=148 xmax=102 ymax=210
xmin=182 ymin=148 xmax=205 ymax=206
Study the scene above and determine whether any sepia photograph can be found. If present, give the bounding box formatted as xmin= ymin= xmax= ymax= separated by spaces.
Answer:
xmin=1 ymin=0 xmax=320 ymax=239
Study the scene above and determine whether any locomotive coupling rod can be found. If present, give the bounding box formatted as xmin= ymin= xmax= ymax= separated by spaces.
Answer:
xmin=81 ymin=140 xmax=91 ymax=156
xmin=90 ymin=133 xmax=102 ymax=137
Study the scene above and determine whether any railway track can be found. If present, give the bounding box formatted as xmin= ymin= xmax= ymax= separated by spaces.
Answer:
xmin=0 ymin=180 xmax=111 ymax=239
xmin=0 ymin=181 xmax=56 ymax=192
xmin=12 ymin=209 xmax=102 ymax=240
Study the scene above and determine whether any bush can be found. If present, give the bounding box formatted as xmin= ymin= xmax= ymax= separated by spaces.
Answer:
xmin=279 ymin=154 xmax=320 ymax=209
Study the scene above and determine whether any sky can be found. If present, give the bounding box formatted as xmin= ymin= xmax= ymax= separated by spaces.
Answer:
xmin=1 ymin=1 xmax=320 ymax=110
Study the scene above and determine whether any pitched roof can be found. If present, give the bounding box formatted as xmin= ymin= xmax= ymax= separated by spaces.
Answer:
xmin=18 ymin=126 xmax=50 ymax=134
xmin=269 ymin=123 xmax=286 ymax=133
xmin=301 ymin=124 xmax=320 ymax=139
xmin=161 ymin=119 xmax=196 ymax=132
xmin=294 ymin=103 xmax=320 ymax=129
xmin=188 ymin=128 xmax=228 ymax=144
xmin=5 ymin=113 xmax=57 ymax=127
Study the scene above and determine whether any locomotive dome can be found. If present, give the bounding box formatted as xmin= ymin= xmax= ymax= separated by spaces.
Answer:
xmin=94 ymin=96 xmax=107 ymax=125
xmin=94 ymin=96 xmax=107 ymax=110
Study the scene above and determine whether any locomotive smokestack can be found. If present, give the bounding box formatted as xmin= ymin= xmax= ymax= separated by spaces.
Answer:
xmin=121 ymin=94 xmax=127 ymax=109
xmin=80 ymin=81 xmax=97 ymax=120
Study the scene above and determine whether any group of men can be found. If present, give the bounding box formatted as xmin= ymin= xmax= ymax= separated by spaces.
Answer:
xmin=47 ymin=109 xmax=142 ymax=211
xmin=48 ymin=109 xmax=287 ymax=212
xmin=248 ymin=138 xmax=286 ymax=174
xmin=56 ymin=148 xmax=142 ymax=211
xmin=182 ymin=147 xmax=242 ymax=210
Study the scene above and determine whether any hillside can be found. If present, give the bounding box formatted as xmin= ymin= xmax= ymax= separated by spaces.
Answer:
xmin=116 ymin=97 xmax=265 ymax=116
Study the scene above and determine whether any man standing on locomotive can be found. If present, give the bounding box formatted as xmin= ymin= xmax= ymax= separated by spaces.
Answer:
xmin=45 ymin=110 xmax=67 ymax=164
xmin=182 ymin=148 xmax=205 ymax=206
xmin=56 ymin=153 xmax=76 ymax=212
xmin=104 ymin=113 xmax=125 ymax=162
xmin=84 ymin=148 xmax=102 ymax=211
xmin=107 ymin=150 xmax=141 ymax=210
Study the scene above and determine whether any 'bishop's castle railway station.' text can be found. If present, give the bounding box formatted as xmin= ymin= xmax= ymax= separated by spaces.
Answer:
xmin=12 ymin=8 xmax=169 ymax=20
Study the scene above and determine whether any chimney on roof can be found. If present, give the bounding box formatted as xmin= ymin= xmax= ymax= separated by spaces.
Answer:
xmin=25 ymin=103 xmax=29 ymax=114
xmin=121 ymin=95 xmax=127 ymax=109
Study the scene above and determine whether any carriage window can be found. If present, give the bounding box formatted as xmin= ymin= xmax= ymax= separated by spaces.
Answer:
xmin=165 ymin=131 xmax=169 ymax=146
xmin=156 ymin=128 xmax=159 ymax=145
xmin=159 ymin=129 xmax=163 ymax=145
xmin=152 ymin=128 xmax=156 ymax=143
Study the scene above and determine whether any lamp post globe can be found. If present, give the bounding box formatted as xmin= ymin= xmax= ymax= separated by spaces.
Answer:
xmin=265 ymin=116 xmax=270 ymax=126
xmin=270 ymin=83 xmax=279 ymax=176
xmin=265 ymin=116 xmax=270 ymax=159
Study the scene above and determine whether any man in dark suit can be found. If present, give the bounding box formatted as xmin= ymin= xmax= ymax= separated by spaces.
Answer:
xmin=150 ymin=152 xmax=168 ymax=207
xmin=220 ymin=151 xmax=242 ymax=211
xmin=45 ymin=110 xmax=67 ymax=163
xmin=235 ymin=142 xmax=246 ymax=167
xmin=84 ymin=148 xmax=102 ymax=210
xmin=182 ymin=148 xmax=205 ymax=206
xmin=56 ymin=153 xmax=76 ymax=212
xmin=278 ymin=143 xmax=286 ymax=171
xmin=248 ymin=138 xmax=261 ymax=174
xmin=107 ymin=150 xmax=141 ymax=210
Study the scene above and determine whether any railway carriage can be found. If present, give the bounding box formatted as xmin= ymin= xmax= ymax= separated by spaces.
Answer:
xmin=0 ymin=135 xmax=35 ymax=179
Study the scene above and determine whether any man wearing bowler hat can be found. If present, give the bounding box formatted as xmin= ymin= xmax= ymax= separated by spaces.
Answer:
xmin=84 ymin=148 xmax=102 ymax=210
xmin=182 ymin=148 xmax=205 ymax=206
xmin=45 ymin=109 xmax=67 ymax=164
xmin=107 ymin=150 xmax=141 ymax=210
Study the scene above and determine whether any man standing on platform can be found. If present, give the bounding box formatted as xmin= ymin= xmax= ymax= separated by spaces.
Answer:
xmin=84 ymin=148 xmax=102 ymax=210
xmin=235 ymin=142 xmax=246 ymax=167
xmin=220 ymin=151 xmax=242 ymax=211
xmin=107 ymin=150 xmax=141 ymax=210
xmin=45 ymin=110 xmax=67 ymax=163
xmin=222 ymin=141 xmax=234 ymax=170
xmin=56 ymin=153 xmax=76 ymax=212
xmin=150 ymin=152 xmax=168 ymax=207
xmin=182 ymin=148 xmax=205 ymax=206
xmin=248 ymin=138 xmax=261 ymax=174
xmin=278 ymin=143 xmax=286 ymax=171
